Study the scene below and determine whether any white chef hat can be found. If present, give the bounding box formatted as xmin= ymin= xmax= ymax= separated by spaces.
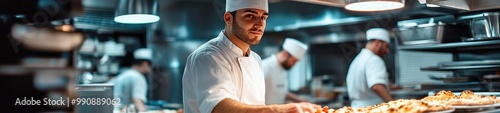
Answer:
xmin=366 ymin=28 xmax=390 ymax=43
xmin=226 ymin=0 xmax=269 ymax=13
xmin=134 ymin=48 xmax=152 ymax=60
xmin=283 ymin=38 xmax=308 ymax=59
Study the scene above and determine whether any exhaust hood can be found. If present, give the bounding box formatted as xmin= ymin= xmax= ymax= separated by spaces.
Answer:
xmin=421 ymin=0 xmax=500 ymax=11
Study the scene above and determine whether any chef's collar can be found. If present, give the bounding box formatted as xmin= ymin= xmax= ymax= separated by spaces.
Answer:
xmin=219 ymin=31 xmax=251 ymax=57
xmin=362 ymin=48 xmax=378 ymax=57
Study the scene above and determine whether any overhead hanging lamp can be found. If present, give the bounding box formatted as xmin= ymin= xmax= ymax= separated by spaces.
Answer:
xmin=345 ymin=0 xmax=404 ymax=12
xmin=114 ymin=0 xmax=160 ymax=24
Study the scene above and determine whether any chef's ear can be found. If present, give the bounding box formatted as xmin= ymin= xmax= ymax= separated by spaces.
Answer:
xmin=224 ymin=11 xmax=234 ymax=25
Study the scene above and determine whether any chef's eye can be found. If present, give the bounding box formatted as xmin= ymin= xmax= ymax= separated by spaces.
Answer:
xmin=262 ymin=16 xmax=268 ymax=20
xmin=245 ymin=14 xmax=255 ymax=19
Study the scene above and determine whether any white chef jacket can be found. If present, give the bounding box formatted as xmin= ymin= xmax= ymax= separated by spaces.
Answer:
xmin=113 ymin=69 xmax=148 ymax=110
xmin=182 ymin=31 xmax=266 ymax=113
xmin=263 ymin=54 xmax=289 ymax=104
xmin=346 ymin=49 xmax=389 ymax=108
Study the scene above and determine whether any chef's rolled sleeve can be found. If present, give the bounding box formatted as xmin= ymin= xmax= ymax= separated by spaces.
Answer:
xmin=365 ymin=57 xmax=389 ymax=89
xmin=192 ymin=53 xmax=239 ymax=113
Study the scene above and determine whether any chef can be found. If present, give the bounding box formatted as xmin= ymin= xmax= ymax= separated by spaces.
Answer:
xmin=346 ymin=28 xmax=400 ymax=108
xmin=113 ymin=48 xmax=152 ymax=112
xmin=182 ymin=0 xmax=319 ymax=113
xmin=263 ymin=38 xmax=309 ymax=105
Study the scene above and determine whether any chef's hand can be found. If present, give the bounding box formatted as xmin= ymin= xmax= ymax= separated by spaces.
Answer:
xmin=270 ymin=102 xmax=321 ymax=113
xmin=176 ymin=108 xmax=183 ymax=113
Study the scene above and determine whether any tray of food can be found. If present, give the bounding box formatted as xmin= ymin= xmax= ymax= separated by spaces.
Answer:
xmin=309 ymin=90 xmax=500 ymax=113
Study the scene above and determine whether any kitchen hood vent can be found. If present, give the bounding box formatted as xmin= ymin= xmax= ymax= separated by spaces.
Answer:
xmin=422 ymin=0 xmax=500 ymax=11
xmin=292 ymin=0 xmax=346 ymax=7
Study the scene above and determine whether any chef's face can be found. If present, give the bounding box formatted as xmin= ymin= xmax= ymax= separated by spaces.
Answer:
xmin=377 ymin=41 xmax=390 ymax=57
xmin=281 ymin=52 xmax=299 ymax=70
xmin=141 ymin=61 xmax=152 ymax=75
xmin=231 ymin=8 xmax=268 ymax=45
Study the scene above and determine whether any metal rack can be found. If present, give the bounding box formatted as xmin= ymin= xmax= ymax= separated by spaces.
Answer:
xmin=398 ymin=40 xmax=500 ymax=52
xmin=398 ymin=39 xmax=500 ymax=92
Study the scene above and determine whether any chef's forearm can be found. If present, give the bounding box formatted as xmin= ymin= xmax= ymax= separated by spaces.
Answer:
xmin=212 ymin=98 xmax=271 ymax=113
xmin=212 ymin=98 xmax=317 ymax=113
xmin=371 ymin=84 xmax=393 ymax=102
xmin=132 ymin=98 xmax=147 ymax=112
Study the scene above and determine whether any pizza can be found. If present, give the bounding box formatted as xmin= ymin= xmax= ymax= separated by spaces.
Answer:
xmin=424 ymin=90 xmax=497 ymax=106
xmin=422 ymin=90 xmax=457 ymax=102
xmin=311 ymin=99 xmax=451 ymax=113
xmin=312 ymin=106 xmax=334 ymax=113
xmin=310 ymin=90 xmax=498 ymax=113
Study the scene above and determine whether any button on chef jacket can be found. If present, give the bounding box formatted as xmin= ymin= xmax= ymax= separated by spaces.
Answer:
xmin=263 ymin=54 xmax=288 ymax=104
xmin=182 ymin=31 xmax=266 ymax=113
xmin=346 ymin=48 xmax=389 ymax=108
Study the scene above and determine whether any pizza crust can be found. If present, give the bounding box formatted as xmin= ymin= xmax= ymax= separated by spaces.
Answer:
xmin=315 ymin=90 xmax=497 ymax=113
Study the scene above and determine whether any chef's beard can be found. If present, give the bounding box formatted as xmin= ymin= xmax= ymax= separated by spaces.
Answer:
xmin=376 ymin=47 xmax=388 ymax=57
xmin=232 ymin=19 xmax=261 ymax=46
xmin=281 ymin=61 xmax=292 ymax=70
xmin=280 ymin=55 xmax=292 ymax=70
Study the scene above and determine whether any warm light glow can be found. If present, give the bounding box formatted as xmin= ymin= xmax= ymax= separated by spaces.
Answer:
xmin=114 ymin=14 xmax=160 ymax=24
xmin=345 ymin=1 xmax=404 ymax=11
xmin=60 ymin=25 xmax=74 ymax=32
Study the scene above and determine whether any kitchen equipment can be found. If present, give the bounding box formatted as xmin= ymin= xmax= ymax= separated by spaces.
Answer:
xmin=75 ymin=84 xmax=114 ymax=113
xmin=486 ymin=82 xmax=500 ymax=92
xmin=311 ymin=77 xmax=322 ymax=98
xmin=428 ymin=74 xmax=470 ymax=83
xmin=413 ymin=82 xmax=485 ymax=91
xmin=438 ymin=60 xmax=500 ymax=67
xmin=460 ymin=12 xmax=500 ymax=42
xmin=22 ymin=57 xmax=68 ymax=68
xmin=483 ymin=74 xmax=500 ymax=82
xmin=11 ymin=24 xmax=84 ymax=52
xmin=394 ymin=22 xmax=471 ymax=45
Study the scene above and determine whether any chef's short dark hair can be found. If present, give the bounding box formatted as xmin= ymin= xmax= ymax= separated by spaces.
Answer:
xmin=132 ymin=59 xmax=151 ymax=66
xmin=230 ymin=11 xmax=237 ymax=21
xmin=368 ymin=39 xmax=386 ymax=43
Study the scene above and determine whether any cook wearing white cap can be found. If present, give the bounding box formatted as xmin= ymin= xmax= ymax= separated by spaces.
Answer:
xmin=262 ymin=38 xmax=309 ymax=105
xmin=113 ymin=48 xmax=153 ymax=112
xmin=346 ymin=28 xmax=401 ymax=108
xmin=183 ymin=0 xmax=319 ymax=113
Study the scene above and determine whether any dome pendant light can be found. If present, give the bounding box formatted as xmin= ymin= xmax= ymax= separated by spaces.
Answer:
xmin=114 ymin=0 xmax=160 ymax=24
xmin=345 ymin=0 xmax=404 ymax=12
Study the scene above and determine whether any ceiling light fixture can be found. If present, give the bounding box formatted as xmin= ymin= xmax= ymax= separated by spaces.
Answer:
xmin=114 ymin=0 xmax=159 ymax=24
xmin=426 ymin=4 xmax=440 ymax=7
xmin=345 ymin=0 xmax=405 ymax=12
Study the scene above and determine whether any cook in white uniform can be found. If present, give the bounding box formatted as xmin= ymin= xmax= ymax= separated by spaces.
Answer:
xmin=182 ymin=0 xmax=319 ymax=113
xmin=113 ymin=48 xmax=152 ymax=112
xmin=263 ymin=38 xmax=309 ymax=105
xmin=346 ymin=28 xmax=401 ymax=108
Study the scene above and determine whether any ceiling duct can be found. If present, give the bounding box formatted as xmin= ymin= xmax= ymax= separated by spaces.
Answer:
xmin=422 ymin=0 xmax=500 ymax=11
xmin=291 ymin=0 xmax=346 ymax=7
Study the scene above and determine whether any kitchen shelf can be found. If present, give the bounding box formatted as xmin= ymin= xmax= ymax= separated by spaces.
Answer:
xmin=0 ymin=65 xmax=82 ymax=75
xmin=398 ymin=40 xmax=500 ymax=52
xmin=420 ymin=65 xmax=500 ymax=72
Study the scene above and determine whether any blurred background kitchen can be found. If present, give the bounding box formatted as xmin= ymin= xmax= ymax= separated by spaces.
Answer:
xmin=3 ymin=0 xmax=500 ymax=112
